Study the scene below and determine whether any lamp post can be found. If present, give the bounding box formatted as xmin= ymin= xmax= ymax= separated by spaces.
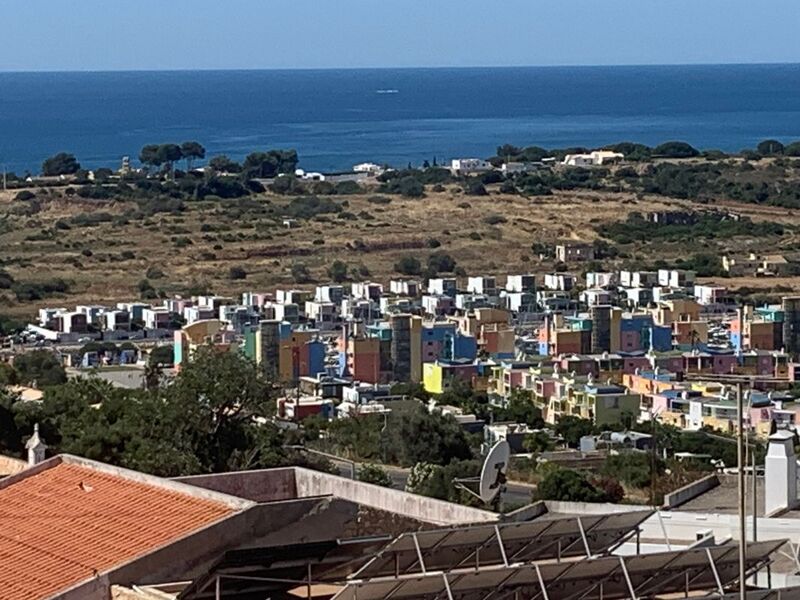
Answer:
xmin=737 ymin=382 xmax=746 ymax=600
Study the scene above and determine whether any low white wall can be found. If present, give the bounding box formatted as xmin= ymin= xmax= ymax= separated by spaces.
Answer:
xmin=293 ymin=467 xmax=498 ymax=525
xmin=663 ymin=474 xmax=720 ymax=509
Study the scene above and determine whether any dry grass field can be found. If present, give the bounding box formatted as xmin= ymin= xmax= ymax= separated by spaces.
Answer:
xmin=1 ymin=183 xmax=800 ymax=317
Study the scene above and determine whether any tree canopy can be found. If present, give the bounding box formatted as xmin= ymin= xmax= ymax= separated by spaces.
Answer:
xmin=652 ymin=141 xmax=700 ymax=158
xmin=242 ymin=150 xmax=299 ymax=179
xmin=42 ymin=153 xmax=81 ymax=176
xmin=0 ymin=347 xmax=306 ymax=477
xmin=12 ymin=350 xmax=67 ymax=387
xmin=756 ymin=139 xmax=785 ymax=156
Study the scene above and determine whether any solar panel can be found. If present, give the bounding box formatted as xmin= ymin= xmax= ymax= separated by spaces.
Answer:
xmin=334 ymin=540 xmax=785 ymax=600
xmin=351 ymin=510 xmax=652 ymax=579
xmin=178 ymin=537 xmax=391 ymax=600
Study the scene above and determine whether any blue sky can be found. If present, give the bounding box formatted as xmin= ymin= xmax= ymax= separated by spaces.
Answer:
xmin=2 ymin=0 xmax=799 ymax=71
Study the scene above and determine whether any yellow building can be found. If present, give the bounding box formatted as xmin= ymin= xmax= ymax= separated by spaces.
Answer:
xmin=423 ymin=361 xmax=477 ymax=395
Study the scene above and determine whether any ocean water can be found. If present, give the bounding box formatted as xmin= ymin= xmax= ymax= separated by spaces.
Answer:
xmin=1 ymin=64 xmax=799 ymax=173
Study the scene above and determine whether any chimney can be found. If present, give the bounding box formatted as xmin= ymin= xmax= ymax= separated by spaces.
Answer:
xmin=765 ymin=430 xmax=798 ymax=516
xmin=25 ymin=423 xmax=47 ymax=466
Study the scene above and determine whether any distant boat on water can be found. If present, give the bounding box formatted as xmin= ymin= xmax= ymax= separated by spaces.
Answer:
xmin=375 ymin=89 xmax=399 ymax=94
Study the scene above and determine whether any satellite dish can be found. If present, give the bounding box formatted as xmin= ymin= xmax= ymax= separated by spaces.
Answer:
xmin=478 ymin=440 xmax=510 ymax=503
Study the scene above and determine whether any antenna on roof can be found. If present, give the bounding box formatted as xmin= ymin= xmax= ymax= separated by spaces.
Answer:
xmin=453 ymin=440 xmax=510 ymax=505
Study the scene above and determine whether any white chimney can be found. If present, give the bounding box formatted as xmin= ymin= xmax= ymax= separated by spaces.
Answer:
xmin=765 ymin=430 xmax=798 ymax=516
xmin=25 ymin=423 xmax=47 ymax=466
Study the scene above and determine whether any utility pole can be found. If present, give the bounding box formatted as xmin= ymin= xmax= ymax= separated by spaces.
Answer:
xmin=737 ymin=382 xmax=746 ymax=599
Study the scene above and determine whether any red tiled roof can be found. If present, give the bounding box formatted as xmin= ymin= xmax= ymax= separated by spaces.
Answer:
xmin=0 ymin=459 xmax=237 ymax=600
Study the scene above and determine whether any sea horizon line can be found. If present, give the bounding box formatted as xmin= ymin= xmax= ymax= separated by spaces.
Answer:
xmin=0 ymin=61 xmax=798 ymax=75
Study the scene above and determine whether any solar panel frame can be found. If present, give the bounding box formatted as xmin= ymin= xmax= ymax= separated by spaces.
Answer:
xmin=334 ymin=540 xmax=785 ymax=600
xmin=351 ymin=510 xmax=652 ymax=579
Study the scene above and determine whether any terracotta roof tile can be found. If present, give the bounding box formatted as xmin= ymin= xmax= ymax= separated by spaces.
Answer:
xmin=0 ymin=460 xmax=236 ymax=600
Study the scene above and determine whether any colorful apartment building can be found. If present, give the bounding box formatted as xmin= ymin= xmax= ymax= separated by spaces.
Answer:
xmin=731 ymin=305 xmax=784 ymax=351
xmin=243 ymin=320 xmax=325 ymax=382
xmin=174 ymin=319 xmax=238 ymax=369
xmin=423 ymin=360 xmax=479 ymax=395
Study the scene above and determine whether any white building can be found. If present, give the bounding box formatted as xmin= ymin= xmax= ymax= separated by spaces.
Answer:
xmin=380 ymin=296 xmax=416 ymax=315
xmin=455 ymin=293 xmax=491 ymax=311
xmin=422 ymin=295 xmax=454 ymax=317
xmin=276 ymin=289 xmax=311 ymax=306
xmin=501 ymin=162 xmax=540 ymax=175
xmin=353 ymin=162 xmax=384 ymax=175
xmin=351 ymin=282 xmax=383 ymax=301
xmin=619 ymin=270 xmax=659 ymax=289
xmin=427 ymin=278 xmax=457 ymax=297
xmin=315 ymin=285 xmax=344 ymax=304
xmin=505 ymin=274 xmax=536 ymax=293
xmin=75 ymin=305 xmax=107 ymax=325
xmin=38 ymin=307 xmax=66 ymax=327
xmin=103 ymin=310 xmax=130 ymax=331
xmin=450 ymin=158 xmax=492 ymax=174
xmin=389 ymin=279 xmax=420 ymax=297
xmin=502 ymin=291 xmax=537 ymax=313
xmin=142 ymin=307 xmax=170 ymax=330
xmin=580 ymin=289 xmax=613 ymax=307
xmin=466 ymin=276 xmax=497 ymax=296
xmin=305 ymin=301 xmax=337 ymax=329
xmin=183 ymin=305 xmax=216 ymax=325
xmin=562 ymin=150 xmax=624 ymax=166
xmin=543 ymin=273 xmax=576 ymax=292
xmin=658 ymin=269 xmax=696 ymax=289
xmin=694 ymin=284 xmax=728 ymax=306
xmin=586 ymin=272 xmax=616 ymax=289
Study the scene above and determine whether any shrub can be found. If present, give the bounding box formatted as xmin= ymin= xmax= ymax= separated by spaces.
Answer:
xmin=483 ymin=214 xmax=507 ymax=225
xmin=334 ymin=180 xmax=363 ymax=195
xmin=146 ymin=266 xmax=165 ymax=279
xmin=12 ymin=278 xmax=71 ymax=301
xmin=357 ymin=464 xmax=393 ymax=488
xmin=395 ymin=256 xmax=422 ymax=276
xmin=328 ymin=260 xmax=349 ymax=283
xmin=0 ymin=269 xmax=14 ymax=289
xmin=427 ymin=252 xmax=457 ymax=274
xmin=291 ymin=263 xmax=312 ymax=283
xmin=480 ymin=171 xmax=504 ymax=185
xmin=228 ymin=266 xmax=247 ymax=280
xmin=464 ymin=180 xmax=488 ymax=196
xmin=282 ymin=196 xmax=342 ymax=219
xmin=14 ymin=190 xmax=35 ymax=201
xmin=536 ymin=469 xmax=608 ymax=502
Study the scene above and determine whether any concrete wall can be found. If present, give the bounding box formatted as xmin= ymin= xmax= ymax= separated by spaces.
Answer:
xmin=503 ymin=501 xmax=548 ymax=522
xmin=174 ymin=467 xmax=297 ymax=502
xmin=293 ymin=467 xmax=498 ymax=525
xmin=662 ymin=474 xmax=719 ymax=510
xmin=543 ymin=500 xmax=645 ymax=515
